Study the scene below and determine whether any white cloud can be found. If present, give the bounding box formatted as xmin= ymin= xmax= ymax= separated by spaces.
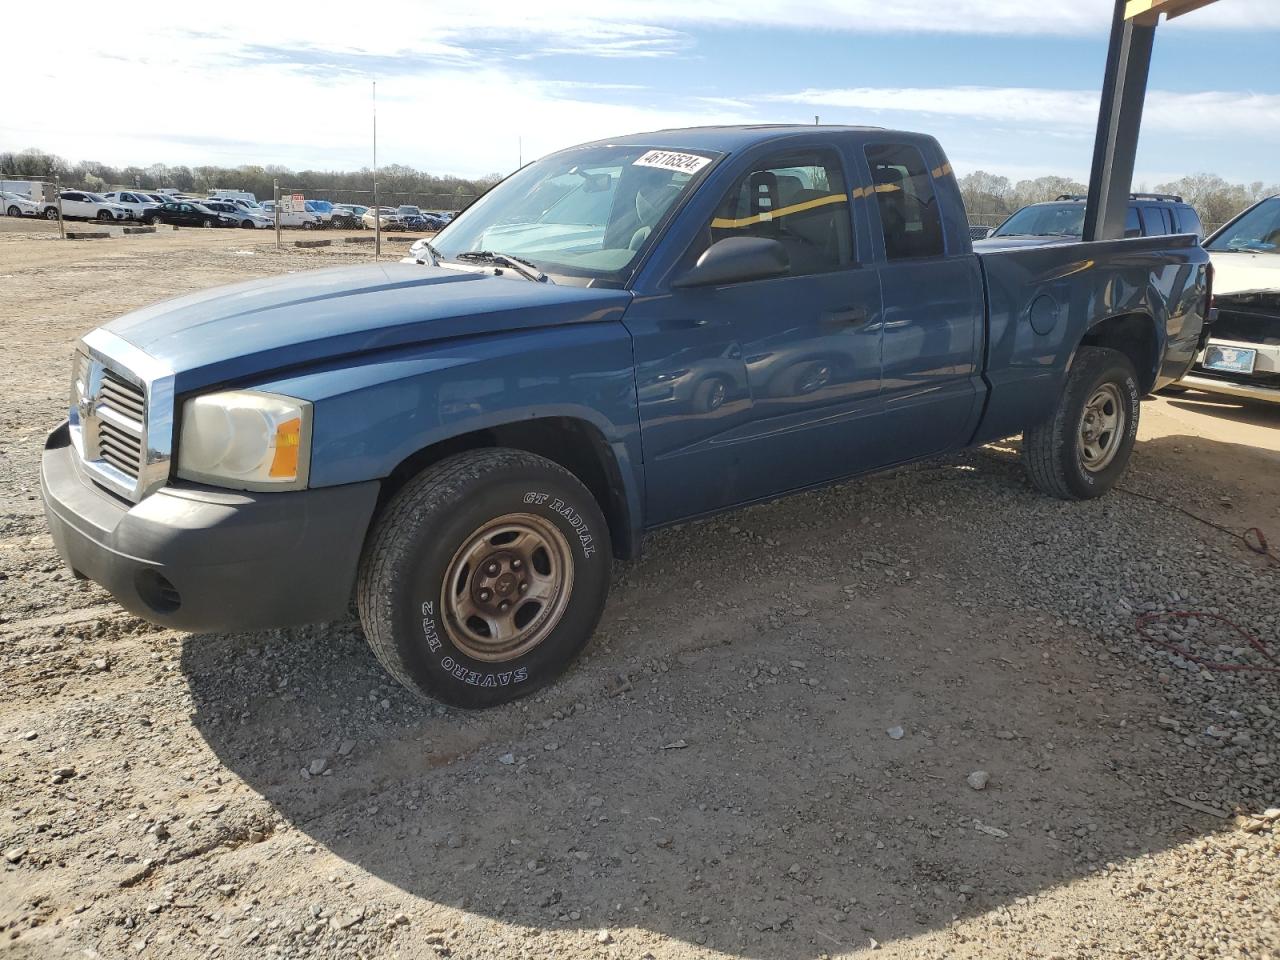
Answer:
xmin=3 ymin=0 xmax=1278 ymax=180
xmin=764 ymin=86 xmax=1280 ymax=139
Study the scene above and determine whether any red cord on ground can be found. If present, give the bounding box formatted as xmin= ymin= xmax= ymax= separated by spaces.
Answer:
xmin=1137 ymin=611 xmax=1280 ymax=675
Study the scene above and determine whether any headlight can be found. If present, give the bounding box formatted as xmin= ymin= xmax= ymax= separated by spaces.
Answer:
xmin=176 ymin=391 xmax=311 ymax=490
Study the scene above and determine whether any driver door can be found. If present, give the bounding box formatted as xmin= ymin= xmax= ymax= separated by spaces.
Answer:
xmin=625 ymin=146 xmax=885 ymax=525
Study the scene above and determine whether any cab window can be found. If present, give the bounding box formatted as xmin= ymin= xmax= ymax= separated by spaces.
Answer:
xmin=864 ymin=143 xmax=945 ymax=260
xmin=706 ymin=149 xmax=852 ymax=275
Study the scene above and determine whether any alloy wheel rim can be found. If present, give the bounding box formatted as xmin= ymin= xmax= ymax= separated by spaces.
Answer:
xmin=1078 ymin=382 xmax=1125 ymax=472
xmin=440 ymin=513 xmax=574 ymax=662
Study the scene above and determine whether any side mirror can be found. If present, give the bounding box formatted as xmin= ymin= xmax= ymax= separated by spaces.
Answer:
xmin=673 ymin=236 xmax=789 ymax=289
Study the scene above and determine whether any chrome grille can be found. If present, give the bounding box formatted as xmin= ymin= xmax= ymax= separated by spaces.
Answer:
xmin=96 ymin=372 xmax=145 ymax=479
xmin=69 ymin=330 xmax=175 ymax=502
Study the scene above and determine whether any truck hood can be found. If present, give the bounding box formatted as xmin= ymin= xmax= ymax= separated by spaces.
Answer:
xmin=1208 ymin=250 xmax=1280 ymax=296
xmin=105 ymin=263 xmax=631 ymax=391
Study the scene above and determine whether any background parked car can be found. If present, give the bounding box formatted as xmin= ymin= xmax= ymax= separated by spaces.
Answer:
xmin=1174 ymin=194 xmax=1280 ymax=404
xmin=44 ymin=192 xmax=130 ymax=222
xmin=361 ymin=206 xmax=404 ymax=231
xmin=259 ymin=200 xmax=319 ymax=229
xmin=144 ymin=201 xmax=236 ymax=228
xmin=2 ymin=191 xmax=41 ymax=217
xmin=976 ymin=193 xmax=1204 ymax=248
xmin=100 ymin=191 xmax=160 ymax=220
xmin=967 ymin=223 xmax=994 ymax=241
xmin=305 ymin=200 xmax=336 ymax=228
xmin=329 ymin=203 xmax=364 ymax=228
xmin=201 ymin=199 xmax=272 ymax=229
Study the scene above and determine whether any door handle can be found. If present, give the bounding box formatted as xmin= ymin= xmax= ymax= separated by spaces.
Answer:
xmin=822 ymin=306 xmax=869 ymax=328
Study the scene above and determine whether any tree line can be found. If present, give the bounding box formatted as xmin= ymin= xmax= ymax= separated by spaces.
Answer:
xmin=4 ymin=145 xmax=1274 ymax=225
xmin=0 ymin=148 xmax=504 ymax=210
xmin=959 ymin=170 xmax=1279 ymax=229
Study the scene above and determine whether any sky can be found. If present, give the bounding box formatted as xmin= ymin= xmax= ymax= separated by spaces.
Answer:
xmin=4 ymin=0 xmax=1280 ymax=187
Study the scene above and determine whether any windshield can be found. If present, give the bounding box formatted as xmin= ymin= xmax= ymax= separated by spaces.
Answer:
xmin=1207 ymin=197 xmax=1280 ymax=253
xmin=310 ymin=201 xmax=332 ymax=212
xmin=993 ymin=202 xmax=1086 ymax=238
xmin=431 ymin=144 xmax=719 ymax=285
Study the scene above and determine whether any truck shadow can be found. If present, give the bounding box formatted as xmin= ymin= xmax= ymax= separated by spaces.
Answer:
xmin=181 ymin=433 xmax=1274 ymax=958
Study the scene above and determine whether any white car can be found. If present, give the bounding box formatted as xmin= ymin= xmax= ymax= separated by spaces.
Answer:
xmin=1175 ymin=195 xmax=1280 ymax=404
xmin=101 ymin=191 xmax=160 ymax=220
xmin=45 ymin=191 xmax=130 ymax=222
xmin=361 ymin=207 xmax=404 ymax=231
xmin=1 ymin=191 xmax=41 ymax=217
xmin=201 ymin=199 xmax=273 ymax=229
xmin=258 ymin=200 xmax=319 ymax=229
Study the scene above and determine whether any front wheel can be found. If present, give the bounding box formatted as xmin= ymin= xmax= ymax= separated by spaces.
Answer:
xmin=1021 ymin=346 xmax=1140 ymax=500
xmin=357 ymin=449 xmax=612 ymax=708
xmin=148 ymin=214 xmax=162 ymax=225
xmin=201 ymin=218 xmax=214 ymax=228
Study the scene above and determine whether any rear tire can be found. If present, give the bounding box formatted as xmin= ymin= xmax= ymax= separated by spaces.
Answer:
xmin=1022 ymin=346 xmax=1140 ymax=500
xmin=202 ymin=218 xmax=214 ymax=228
xmin=357 ymin=449 xmax=612 ymax=708
xmin=44 ymin=207 xmax=58 ymax=220
xmin=148 ymin=215 xmax=162 ymax=225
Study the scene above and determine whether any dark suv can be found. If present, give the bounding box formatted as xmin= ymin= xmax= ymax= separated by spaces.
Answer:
xmin=976 ymin=193 xmax=1204 ymax=248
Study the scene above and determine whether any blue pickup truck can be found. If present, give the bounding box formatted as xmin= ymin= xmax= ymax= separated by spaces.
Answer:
xmin=42 ymin=125 xmax=1211 ymax=707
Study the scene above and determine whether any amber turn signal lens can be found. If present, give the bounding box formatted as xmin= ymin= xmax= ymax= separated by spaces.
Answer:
xmin=268 ymin=417 xmax=302 ymax=478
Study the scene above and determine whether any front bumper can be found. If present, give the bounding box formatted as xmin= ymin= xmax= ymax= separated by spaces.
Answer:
xmin=1181 ymin=337 xmax=1280 ymax=404
xmin=41 ymin=423 xmax=380 ymax=632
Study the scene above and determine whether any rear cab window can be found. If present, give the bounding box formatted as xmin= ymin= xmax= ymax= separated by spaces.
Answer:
xmin=864 ymin=143 xmax=945 ymax=260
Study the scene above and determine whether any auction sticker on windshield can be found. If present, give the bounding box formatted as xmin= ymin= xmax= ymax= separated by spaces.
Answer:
xmin=633 ymin=150 xmax=712 ymax=174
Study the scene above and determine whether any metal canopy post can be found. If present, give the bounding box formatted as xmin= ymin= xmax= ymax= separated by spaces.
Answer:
xmin=1083 ymin=0 xmax=1223 ymax=242
xmin=1083 ymin=1 xmax=1156 ymax=242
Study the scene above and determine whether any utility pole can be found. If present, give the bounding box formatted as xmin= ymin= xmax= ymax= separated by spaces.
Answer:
xmin=373 ymin=80 xmax=380 ymax=262
xmin=274 ymin=178 xmax=281 ymax=250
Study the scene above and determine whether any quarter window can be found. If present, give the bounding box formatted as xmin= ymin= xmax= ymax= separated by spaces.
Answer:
xmin=707 ymin=150 xmax=852 ymax=275
xmin=864 ymin=144 xmax=945 ymax=260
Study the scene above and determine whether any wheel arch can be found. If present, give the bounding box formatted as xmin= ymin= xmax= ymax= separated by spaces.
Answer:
xmin=1078 ymin=311 xmax=1161 ymax=394
xmin=376 ymin=416 xmax=640 ymax=561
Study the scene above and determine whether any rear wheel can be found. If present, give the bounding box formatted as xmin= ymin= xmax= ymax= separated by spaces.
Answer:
xmin=44 ymin=207 xmax=58 ymax=220
xmin=202 ymin=218 xmax=214 ymax=228
xmin=148 ymin=214 xmax=162 ymax=225
xmin=1022 ymin=346 xmax=1140 ymax=500
xmin=357 ymin=449 xmax=612 ymax=708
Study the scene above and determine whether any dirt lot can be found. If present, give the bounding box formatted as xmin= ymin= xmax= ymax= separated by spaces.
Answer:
xmin=1 ymin=228 xmax=1277 ymax=960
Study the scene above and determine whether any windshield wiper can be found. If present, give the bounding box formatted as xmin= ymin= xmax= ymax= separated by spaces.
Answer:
xmin=454 ymin=250 xmax=550 ymax=283
xmin=422 ymin=240 xmax=444 ymax=264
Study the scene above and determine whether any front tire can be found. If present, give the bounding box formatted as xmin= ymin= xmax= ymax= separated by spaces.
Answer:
xmin=97 ymin=210 xmax=113 ymax=221
xmin=6 ymin=205 xmax=19 ymax=218
xmin=148 ymin=215 xmax=162 ymax=225
xmin=357 ymin=449 xmax=612 ymax=708
xmin=1021 ymin=346 xmax=1140 ymax=500
xmin=202 ymin=218 xmax=214 ymax=228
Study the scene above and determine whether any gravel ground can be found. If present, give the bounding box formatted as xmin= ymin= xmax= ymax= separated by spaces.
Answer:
xmin=0 ymin=230 xmax=1277 ymax=960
